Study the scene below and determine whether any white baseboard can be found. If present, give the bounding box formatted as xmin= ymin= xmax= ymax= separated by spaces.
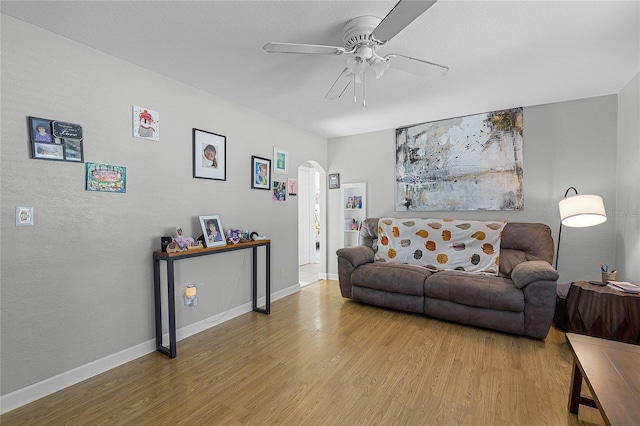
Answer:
xmin=0 ymin=284 xmax=300 ymax=415
xmin=325 ymin=273 xmax=339 ymax=281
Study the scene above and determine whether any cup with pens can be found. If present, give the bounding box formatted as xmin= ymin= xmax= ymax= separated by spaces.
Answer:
xmin=600 ymin=263 xmax=617 ymax=283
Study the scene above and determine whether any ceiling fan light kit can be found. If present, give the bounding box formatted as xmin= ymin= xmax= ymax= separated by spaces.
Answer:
xmin=263 ymin=0 xmax=449 ymax=106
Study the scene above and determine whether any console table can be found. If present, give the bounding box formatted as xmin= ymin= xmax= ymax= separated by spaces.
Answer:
xmin=153 ymin=239 xmax=270 ymax=358
xmin=565 ymin=280 xmax=640 ymax=345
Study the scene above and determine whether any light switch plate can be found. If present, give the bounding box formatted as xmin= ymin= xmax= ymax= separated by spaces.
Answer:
xmin=16 ymin=207 xmax=34 ymax=226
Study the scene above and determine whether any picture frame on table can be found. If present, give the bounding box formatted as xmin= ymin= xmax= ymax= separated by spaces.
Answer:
xmin=273 ymin=146 xmax=288 ymax=174
xmin=193 ymin=128 xmax=226 ymax=181
xmin=251 ymin=156 xmax=271 ymax=190
xmin=329 ymin=173 xmax=340 ymax=189
xmin=199 ymin=214 xmax=226 ymax=248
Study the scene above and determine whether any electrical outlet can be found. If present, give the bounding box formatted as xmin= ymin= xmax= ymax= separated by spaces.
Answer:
xmin=280 ymin=268 xmax=286 ymax=278
xmin=16 ymin=207 xmax=34 ymax=226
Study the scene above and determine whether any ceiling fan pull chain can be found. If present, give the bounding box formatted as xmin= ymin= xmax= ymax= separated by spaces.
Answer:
xmin=363 ymin=71 xmax=366 ymax=107
xmin=353 ymin=73 xmax=357 ymax=103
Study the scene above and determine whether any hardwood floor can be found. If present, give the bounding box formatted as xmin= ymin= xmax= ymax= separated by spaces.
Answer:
xmin=2 ymin=280 xmax=605 ymax=425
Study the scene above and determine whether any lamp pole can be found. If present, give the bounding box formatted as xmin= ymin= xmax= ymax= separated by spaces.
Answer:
xmin=555 ymin=187 xmax=579 ymax=270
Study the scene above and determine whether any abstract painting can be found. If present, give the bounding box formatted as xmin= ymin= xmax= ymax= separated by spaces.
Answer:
xmin=395 ymin=107 xmax=523 ymax=211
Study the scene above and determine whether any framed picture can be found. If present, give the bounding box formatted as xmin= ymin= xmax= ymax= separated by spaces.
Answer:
xmin=29 ymin=116 xmax=53 ymax=143
xmin=251 ymin=156 xmax=271 ymax=190
xmin=287 ymin=178 xmax=298 ymax=196
xmin=133 ymin=106 xmax=159 ymax=141
xmin=33 ymin=142 xmax=64 ymax=160
xmin=63 ymin=139 xmax=84 ymax=162
xmin=273 ymin=181 xmax=286 ymax=201
xmin=193 ymin=128 xmax=226 ymax=181
xmin=273 ymin=146 xmax=288 ymax=174
xmin=86 ymin=162 xmax=126 ymax=193
xmin=329 ymin=173 xmax=340 ymax=189
xmin=199 ymin=215 xmax=226 ymax=248
xmin=29 ymin=116 xmax=84 ymax=163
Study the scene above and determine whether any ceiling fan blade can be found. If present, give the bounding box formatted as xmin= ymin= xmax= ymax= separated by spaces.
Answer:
xmin=385 ymin=53 xmax=449 ymax=76
xmin=325 ymin=68 xmax=352 ymax=100
xmin=264 ymin=42 xmax=345 ymax=55
xmin=371 ymin=0 xmax=438 ymax=44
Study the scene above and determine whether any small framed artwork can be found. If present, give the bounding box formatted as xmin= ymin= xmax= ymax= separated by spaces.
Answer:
xmin=199 ymin=215 xmax=226 ymax=248
xmin=329 ymin=173 xmax=340 ymax=189
xmin=273 ymin=146 xmax=288 ymax=174
xmin=251 ymin=156 xmax=271 ymax=190
xmin=133 ymin=106 xmax=159 ymax=141
xmin=29 ymin=116 xmax=84 ymax=163
xmin=86 ymin=162 xmax=126 ymax=193
xmin=273 ymin=181 xmax=286 ymax=201
xmin=287 ymin=178 xmax=298 ymax=196
xmin=193 ymin=128 xmax=226 ymax=181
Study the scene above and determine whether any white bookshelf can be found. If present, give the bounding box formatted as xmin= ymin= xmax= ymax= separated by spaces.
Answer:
xmin=341 ymin=182 xmax=367 ymax=248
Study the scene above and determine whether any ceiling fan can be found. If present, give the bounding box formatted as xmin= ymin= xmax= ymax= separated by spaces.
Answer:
xmin=263 ymin=0 xmax=449 ymax=106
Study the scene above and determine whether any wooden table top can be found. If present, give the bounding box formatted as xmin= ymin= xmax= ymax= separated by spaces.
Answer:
xmin=153 ymin=239 xmax=271 ymax=259
xmin=566 ymin=333 xmax=640 ymax=425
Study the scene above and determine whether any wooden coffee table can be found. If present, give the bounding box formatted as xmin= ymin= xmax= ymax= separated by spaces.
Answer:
xmin=566 ymin=333 xmax=640 ymax=425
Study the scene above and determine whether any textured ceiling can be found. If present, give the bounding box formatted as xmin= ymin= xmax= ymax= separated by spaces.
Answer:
xmin=2 ymin=0 xmax=639 ymax=139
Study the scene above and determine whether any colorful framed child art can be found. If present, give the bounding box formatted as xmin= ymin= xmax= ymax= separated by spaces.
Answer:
xmin=273 ymin=146 xmax=288 ymax=174
xmin=86 ymin=162 xmax=126 ymax=193
xmin=251 ymin=156 xmax=271 ymax=190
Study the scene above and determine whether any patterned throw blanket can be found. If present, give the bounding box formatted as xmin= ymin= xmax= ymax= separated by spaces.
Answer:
xmin=374 ymin=218 xmax=507 ymax=276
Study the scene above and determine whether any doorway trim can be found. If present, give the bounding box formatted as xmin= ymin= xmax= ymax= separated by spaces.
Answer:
xmin=298 ymin=160 xmax=327 ymax=285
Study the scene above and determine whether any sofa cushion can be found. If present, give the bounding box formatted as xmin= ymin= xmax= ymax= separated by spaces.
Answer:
xmin=498 ymin=248 xmax=527 ymax=277
xmin=424 ymin=271 xmax=524 ymax=312
xmin=351 ymin=262 xmax=432 ymax=296
xmin=375 ymin=218 xmax=506 ymax=276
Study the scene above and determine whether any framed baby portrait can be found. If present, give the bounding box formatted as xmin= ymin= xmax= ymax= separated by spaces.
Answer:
xmin=251 ymin=155 xmax=271 ymax=190
xmin=193 ymin=128 xmax=226 ymax=181
xmin=199 ymin=214 xmax=226 ymax=248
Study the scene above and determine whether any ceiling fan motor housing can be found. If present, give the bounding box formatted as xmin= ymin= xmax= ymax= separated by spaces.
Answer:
xmin=343 ymin=16 xmax=382 ymax=51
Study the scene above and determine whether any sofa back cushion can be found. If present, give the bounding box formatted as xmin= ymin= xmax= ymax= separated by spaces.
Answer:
xmin=360 ymin=219 xmax=555 ymax=278
xmin=499 ymin=222 xmax=555 ymax=276
xmin=373 ymin=218 xmax=506 ymax=276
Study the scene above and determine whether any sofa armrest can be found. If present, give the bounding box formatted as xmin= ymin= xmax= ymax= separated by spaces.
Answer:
xmin=336 ymin=245 xmax=375 ymax=268
xmin=511 ymin=261 xmax=559 ymax=289
xmin=336 ymin=246 xmax=375 ymax=299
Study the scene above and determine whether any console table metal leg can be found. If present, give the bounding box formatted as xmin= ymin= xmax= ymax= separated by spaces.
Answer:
xmin=251 ymin=244 xmax=270 ymax=315
xmin=153 ymin=258 xmax=162 ymax=351
xmin=166 ymin=259 xmax=177 ymax=358
xmin=252 ymin=246 xmax=258 ymax=311
xmin=266 ymin=243 xmax=270 ymax=314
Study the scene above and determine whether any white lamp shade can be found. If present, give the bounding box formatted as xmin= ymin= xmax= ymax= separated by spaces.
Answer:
xmin=559 ymin=194 xmax=607 ymax=227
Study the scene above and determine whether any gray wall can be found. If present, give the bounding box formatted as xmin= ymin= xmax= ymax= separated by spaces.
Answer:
xmin=0 ymin=15 xmax=327 ymax=397
xmin=616 ymin=73 xmax=640 ymax=283
xmin=327 ymin=95 xmax=621 ymax=285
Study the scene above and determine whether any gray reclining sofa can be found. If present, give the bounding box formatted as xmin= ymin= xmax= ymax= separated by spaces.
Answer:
xmin=336 ymin=218 xmax=559 ymax=339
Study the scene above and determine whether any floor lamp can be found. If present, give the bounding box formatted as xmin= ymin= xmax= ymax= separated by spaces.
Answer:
xmin=556 ymin=187 xmax=607 ymax=270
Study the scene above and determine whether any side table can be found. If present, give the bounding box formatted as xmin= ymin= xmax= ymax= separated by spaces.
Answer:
xmin=565 ymin=281 xmax=640 ymax=345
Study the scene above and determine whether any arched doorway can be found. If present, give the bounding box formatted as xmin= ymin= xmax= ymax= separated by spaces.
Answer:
xmin=298 ymin=161 xmax=326 ymax=286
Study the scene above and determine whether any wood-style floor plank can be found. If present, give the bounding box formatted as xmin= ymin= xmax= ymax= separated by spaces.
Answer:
xmin=1 ymin=280 xmax=605 ymax=425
